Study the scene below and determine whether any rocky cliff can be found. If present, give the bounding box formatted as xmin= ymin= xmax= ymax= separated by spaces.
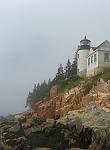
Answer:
xmin=31 ymin=86 xmax=84 ymax=120
xmin=1 ymin=105 xmax=110 ymax=150
xmin=25 ymin=78 xmax=110 ymax=120
xmin=0 ymin=78 xmax=110 ymax=150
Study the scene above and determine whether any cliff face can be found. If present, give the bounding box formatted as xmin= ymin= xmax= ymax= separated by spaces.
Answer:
xmin=32 ymin=87 xmax=83 ymax=120
xmin=16 ymin=78 xmax=110 ymax=124
xmin=1 ymin=78 xmax=110 ymax=150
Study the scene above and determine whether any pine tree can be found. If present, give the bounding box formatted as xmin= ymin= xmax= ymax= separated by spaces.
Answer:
xmin=26 ymin=92 xmax=33 ymax=107
xmin=31 ymin=84 xmax=37 ymax=105
xmin=65 ymin=59 xmax=72 ymax=79
xmin=71 ymin=60 xmax=77 ymax=76
xmin=26 ymin=51 xmax=79 ymax=108
xmin=71 ymin=53 xmax=77 ymax=76
xmin=56 ymin=64 xmax=65 ymax=80
xmin=37 ymin=83 xmax=40 ymax=92
xmin=48 ymin=78 xmax=51 ymax=86
xmin=33 ymin=84 xmax=37 ymax=94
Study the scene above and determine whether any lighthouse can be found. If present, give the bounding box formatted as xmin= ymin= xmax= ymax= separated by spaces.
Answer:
xmin=77 ymin=36 xmax=91 ymax=77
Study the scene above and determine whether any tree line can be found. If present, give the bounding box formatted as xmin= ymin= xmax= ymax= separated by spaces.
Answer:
xmin=26 ymin=57 xmax=77 ymax=107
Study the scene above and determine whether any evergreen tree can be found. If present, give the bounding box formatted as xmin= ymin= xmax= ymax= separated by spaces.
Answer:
xmin=71 ymin=53 xmax=77 ymax=76
xmin=48 ymin=78 xmax=51 ymax=86
xmin=71 ymin=60 xmax=77 ymax=76
xmin=26 ymin=92 xmax=33 ymax=107
xmin=26 ymin=80 xmax=52 ymax=107
xmin=43 ymin=80 xmax=47 ymax=88
xmin=65 ymin=59 xmax=72 ymax=79
xmin=26 ymin=51 xmax=79 ymax=108
xmin=31 ymin=84 xmax=38 ymax=106
xmin=33 ymin=84 xmax=37 ymax=94
xmin=56 ymin=64 xmax=65 ymax=80
xmin=36 ymin=83 xmax=40 ymax=92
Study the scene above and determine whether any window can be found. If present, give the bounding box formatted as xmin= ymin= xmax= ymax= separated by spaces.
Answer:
xmin=104 ymin=53 xmax=109 ymax=62
xmin=94 ymin=54 xmax=96 ymax=62
xmin=91 ymin=56 xmax=93 ymax=63
xmin=77 ymin=54 xmax=79 ymax=58
xmin=88 ymin=58 xmax=90 ymax=66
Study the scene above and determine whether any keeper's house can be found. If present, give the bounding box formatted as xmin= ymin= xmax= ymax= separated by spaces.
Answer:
xmin=77 ymin=36 xmax=110 ymax=77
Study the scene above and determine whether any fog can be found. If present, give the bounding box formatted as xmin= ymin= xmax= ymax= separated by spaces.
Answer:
xmin=0 ymin=0 xmax=110 ymax=115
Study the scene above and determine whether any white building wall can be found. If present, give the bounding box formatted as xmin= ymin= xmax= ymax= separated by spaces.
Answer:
xmin=86 ymin=51 xmax=98 ymax=77
xmin=87 ymin=50 xmax=110 ymax=77
xmin=77 ymin=49 xmax=89 ymax=77
xmin=77 ymin=40 xmax=110 ymax=77
xmin=98 ymin=51 xmax=110 ymax=68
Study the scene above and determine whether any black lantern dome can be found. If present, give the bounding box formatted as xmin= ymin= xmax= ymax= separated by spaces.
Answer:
xmin=78 ymin=36 xmax=91 ymax=50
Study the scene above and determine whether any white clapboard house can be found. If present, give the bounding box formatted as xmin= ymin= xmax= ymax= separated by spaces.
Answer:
xmin=77 ymin=36 xmax=110 ymax=77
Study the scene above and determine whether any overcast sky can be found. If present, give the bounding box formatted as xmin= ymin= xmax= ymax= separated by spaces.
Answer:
xmin=0 ymin=0 xmax=110 ymax=115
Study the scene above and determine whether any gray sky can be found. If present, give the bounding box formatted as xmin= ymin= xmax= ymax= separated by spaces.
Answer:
xmin=0 ymin=0 xmax=110 ymax=115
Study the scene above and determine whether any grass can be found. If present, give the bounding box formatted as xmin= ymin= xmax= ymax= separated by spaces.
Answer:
xmin=92 ymin=68 xmax=110 ymax=81
xmin=55 ymin=75 xmax=82 ymax=94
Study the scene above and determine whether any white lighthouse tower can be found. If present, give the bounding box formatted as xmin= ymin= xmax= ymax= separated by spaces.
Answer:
xmin=77 ymin=36 xmax=91 ymax=77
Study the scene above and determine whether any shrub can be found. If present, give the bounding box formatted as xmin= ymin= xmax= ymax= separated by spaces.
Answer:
xmin=82 ymin=80 xmax=93 ymax=95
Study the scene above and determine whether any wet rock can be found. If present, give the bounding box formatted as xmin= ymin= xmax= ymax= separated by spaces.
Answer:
xmin=1 ymin=106 xmax=110 ymax=150
xmin=32 ymin=148 xmax=52 ymax=150
xmin=9 ymin=124 xmax=21 ymax=133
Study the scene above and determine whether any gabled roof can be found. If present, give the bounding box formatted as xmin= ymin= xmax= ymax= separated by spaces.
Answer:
xmin=95 ymin=40 xmax=110 ymax=51
xmin=88 ymin=40 xmax=110 ymax=56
